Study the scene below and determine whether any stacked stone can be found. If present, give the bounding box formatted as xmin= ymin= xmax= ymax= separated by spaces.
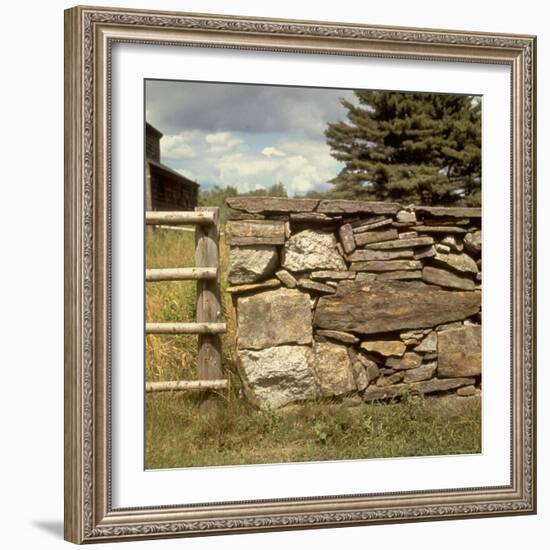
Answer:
xmin=225 ymin=197 xmax=482 ymax=410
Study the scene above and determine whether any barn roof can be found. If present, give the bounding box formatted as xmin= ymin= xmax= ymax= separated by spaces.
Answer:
xmin=147 ymin=158 xmax=199 ymax=189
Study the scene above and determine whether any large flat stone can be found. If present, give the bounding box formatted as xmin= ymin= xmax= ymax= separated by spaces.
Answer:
xmin=227 ymin=196 xmax=319 ymax=213
xmin=312 ymin=342 xmax=356 ymax=396
xmin=237 ymin=287 xmax=312 ymax=349
xmin=282 ymin=229 xmax=346 ymax=272
xmin=422 ymin=266 xmax=476 ymax=291
xmin=238 ymin=345 xmax=319 ymax=409
xmin=318 ymin=200 xmax=401 ymax=215
xmin=225 ymin=220 xmax=286 ymax=246
xmin=228 ymin=245 xmax=279 ymax=284
xmin=314 ymin=280 xmax=481 ymax=335
xmin=415 ymin=206 xmax=482 ymax=218
xmin=437 ymin=326 xmax=482 ymax=377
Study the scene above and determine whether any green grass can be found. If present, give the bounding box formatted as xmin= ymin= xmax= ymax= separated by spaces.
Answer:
xmin=145 ymin=393 xmax=481 ymax=469
xmin=145 ymin=227 xmax=481 ymax=470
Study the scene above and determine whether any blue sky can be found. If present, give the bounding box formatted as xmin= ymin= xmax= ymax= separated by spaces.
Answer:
xmin=145 ymin=80 xmax=355 ymax=196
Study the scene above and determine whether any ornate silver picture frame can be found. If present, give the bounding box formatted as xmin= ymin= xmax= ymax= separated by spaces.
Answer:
xmin=64 ymin=5 xmax=536 ymax=543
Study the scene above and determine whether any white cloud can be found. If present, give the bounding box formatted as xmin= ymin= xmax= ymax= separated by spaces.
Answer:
xmin=159 ymin=129 xmax=341 ymax=196
xmin=205 ymin=132 xmax=245 ymax=155
xmin=161 ymin=131 xmax=202 ymax=160
xmin=262 ymin=146 xmax=286 ymax=157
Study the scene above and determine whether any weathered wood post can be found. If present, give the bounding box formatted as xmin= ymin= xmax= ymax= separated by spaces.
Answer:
xmin=195 ymin=206 xmax=223 ymax=413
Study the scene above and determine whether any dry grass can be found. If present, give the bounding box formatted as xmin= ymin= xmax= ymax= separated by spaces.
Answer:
xmin=145 ymin=227 xmax=238 ymax=385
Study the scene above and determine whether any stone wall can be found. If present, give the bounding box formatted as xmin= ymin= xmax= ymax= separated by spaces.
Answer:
xmin=225 ymin=197 xmax=482 ymax=410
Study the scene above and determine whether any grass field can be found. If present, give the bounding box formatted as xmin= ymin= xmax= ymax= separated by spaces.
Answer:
xmin=145 ymin=228 xmax=481 ymax=470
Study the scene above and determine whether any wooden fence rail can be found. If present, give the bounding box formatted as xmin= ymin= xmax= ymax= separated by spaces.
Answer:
xmin=146 ymin=267 xmax=217 ymax=281
xmin=146 ymin=207 xmax=227 ymax=408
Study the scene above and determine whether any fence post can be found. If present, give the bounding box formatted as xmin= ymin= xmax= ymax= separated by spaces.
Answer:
xmin=195 ymin=206 xmax=223 ymax=412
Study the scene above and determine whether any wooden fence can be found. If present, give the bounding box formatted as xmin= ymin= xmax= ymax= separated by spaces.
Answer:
xmin=145 ymin=207 xmax=228 ymax=409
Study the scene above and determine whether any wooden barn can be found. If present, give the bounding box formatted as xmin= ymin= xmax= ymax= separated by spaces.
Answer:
xmin=145 ymin=122 xmax=199 ymax=211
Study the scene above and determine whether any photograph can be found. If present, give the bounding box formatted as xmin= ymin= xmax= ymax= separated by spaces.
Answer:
xmin=144 ymin=80 xmax=483 ymax=469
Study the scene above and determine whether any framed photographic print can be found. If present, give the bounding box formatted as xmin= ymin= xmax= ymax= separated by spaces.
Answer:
xmin=64 ymin=5 xmax=537 ymax=544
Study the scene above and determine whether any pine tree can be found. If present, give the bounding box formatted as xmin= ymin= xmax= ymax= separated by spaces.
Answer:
xmin=325 ymin=91 xmax=481 ymax=206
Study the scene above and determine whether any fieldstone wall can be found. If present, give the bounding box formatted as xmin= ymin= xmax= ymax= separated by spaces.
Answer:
xmin=225 ymin=197 xmax=482 ymax=410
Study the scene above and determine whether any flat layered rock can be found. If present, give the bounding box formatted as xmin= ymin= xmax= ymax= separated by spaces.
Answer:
xmin=312 ymin=342 xmax=356 ymax=396
xmin=438 ymin=326 xmax=482 ymax=377
xmin=415 ymin=206 xmax=482 ymax=218
xmin=385 ymin=352 xmax=423 ymax=370
xmin=365 ymin=236 xmax=434 ymax=250
xmin=314 ymin=280 xmax=481 ymax=334
xmin=316 ymin=329 xmax=359 ymax=344
xmin=457 ymin=385 xmax=477 ymax=396
xmin=275 ymin=269 xmax=297 ymax=288
xmin=310 ymin=270 xmax=355 ymax=281
xmin=398 ymin=231 xmax=418 ymax=239
xmin=237 ymin=287 xmax=312 ymax=349
xmin=376 ymin=270 xmax=422 ymax=281
xmin=363 ymin=377 xmax=476 ymax=401
xmin=238 ymin=345 xmax=319 ymax=409
xmin=355 ymin=228 xmax=398 ymax=247
xmin=347 ymin=248 xmax=413 ymax=262
xmin=415 ymin=225 xmax=468 ymax=234
xmin=228 ymin=245 xmax=279 ymax=284
xmin=282 ymin=229 xmax=346 ymax=272
xmin=422 ymin=266 xmax=476 ymax=291
xmin=318 ymin=200 xmax=401 ymax=215
xmin=376 ymin=372 xmax=404 ymax=387
xmin=290 ymin=212 xmax=334 ymax=223
xmin=400 ymin=328 xmax=431 ymax=345
xmin=414 ymin=245 xmax=436 ymax=260
xmin=352 ymin=218 xmax=393 ymax=232
xmin=226 ymin=279 xmax=281 ymax=294
xmin=414 ymin=331 xmax=437 ymax=352
xmin=350 ymin=260 xmax=422 ymax=272
xmin=225 ymin=220 xmax=286 ymax=246
xmin=403 ymin=362 xmax=437 ymax=383
xmin=338 ymin=224 xmax=356 ymax=254
xmin=227 ymin=196 xmax=319 ymax=213
xmin=431 ymin=252 xmax=479 ymax=275
xmin=297 ymin=278 xmax=336 ymax=294
xmin=361 ymin=340 xmax=406 ymax=357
